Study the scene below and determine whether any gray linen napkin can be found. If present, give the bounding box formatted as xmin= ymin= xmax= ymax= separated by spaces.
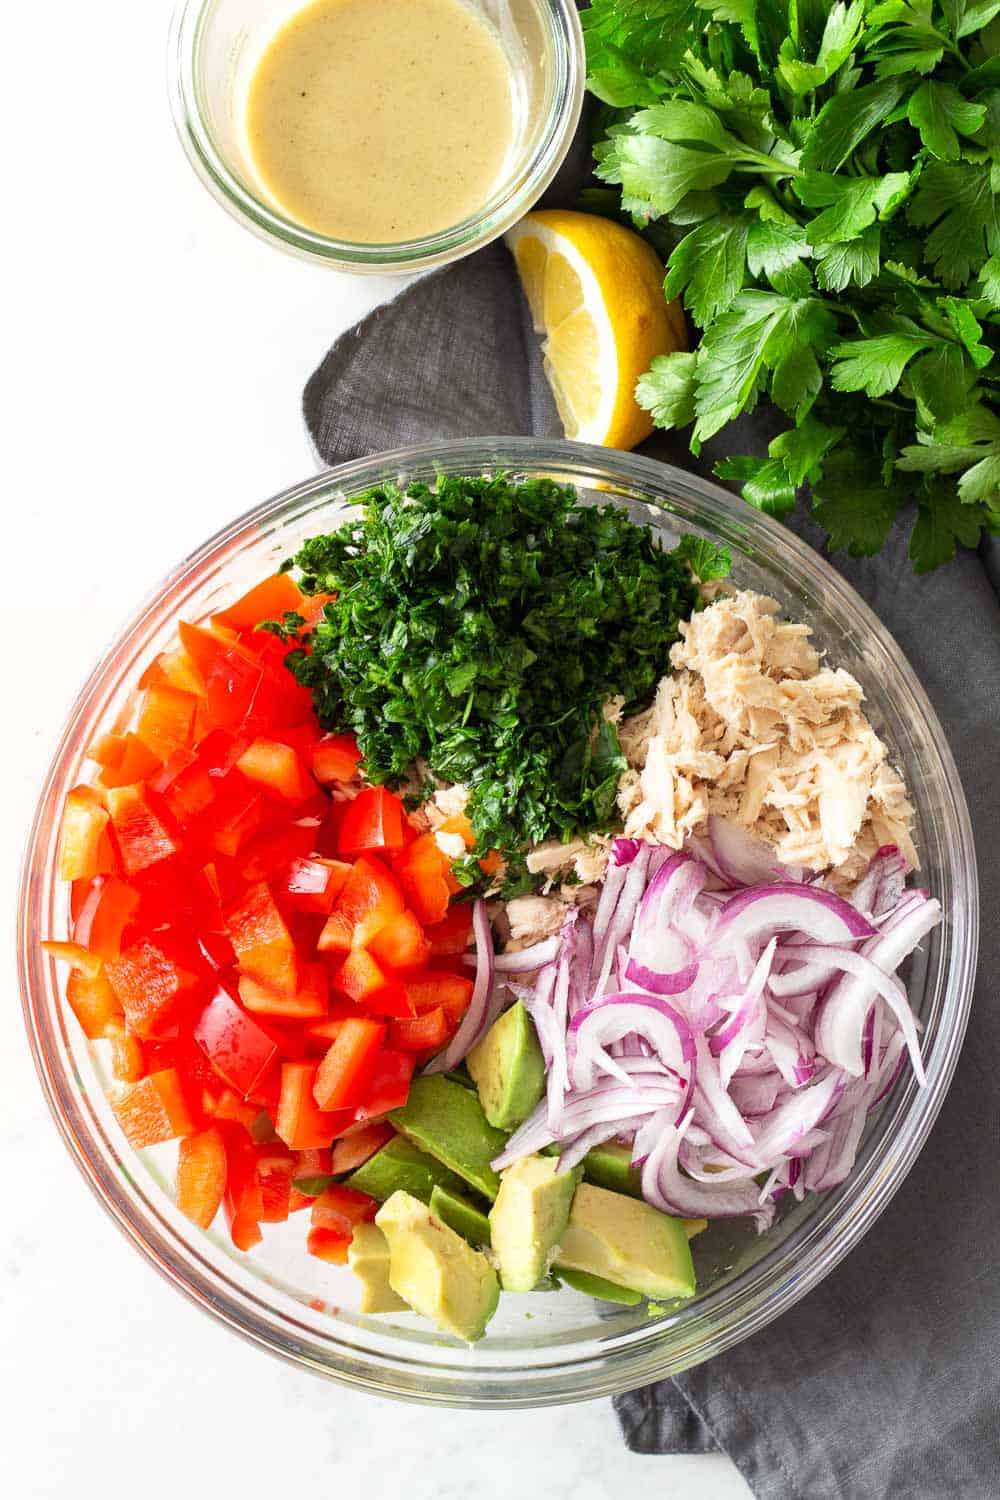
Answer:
xmin=303 ymin=248 xmax=1000 ymax=1500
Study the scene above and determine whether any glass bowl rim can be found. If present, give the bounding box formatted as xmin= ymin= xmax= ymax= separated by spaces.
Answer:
xmin=166 ymin=0 xmax=586 ymax=272
xmin=18 ymin=437 xmax=978 ymax=1405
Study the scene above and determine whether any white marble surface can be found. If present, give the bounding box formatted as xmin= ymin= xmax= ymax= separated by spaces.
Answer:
xmin=3 ymin=5 xmax=752 ymax=1496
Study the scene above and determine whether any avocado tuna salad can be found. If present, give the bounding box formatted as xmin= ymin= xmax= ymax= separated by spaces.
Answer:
xmin=47 ymin=471 xmax=940 ymax=1346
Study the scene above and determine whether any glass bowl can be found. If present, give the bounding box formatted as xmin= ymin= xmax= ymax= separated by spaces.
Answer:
xmin=19 ymin=439 xmax=977 ymax=1406
xmin=167 ymin=0 xmax=585 ymax=272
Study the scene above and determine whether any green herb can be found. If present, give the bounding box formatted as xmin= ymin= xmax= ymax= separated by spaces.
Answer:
xmin=266 ymin=474 xmax=718 ymax=882
xmin=584 ymin=0 xmax=1000 ymax=569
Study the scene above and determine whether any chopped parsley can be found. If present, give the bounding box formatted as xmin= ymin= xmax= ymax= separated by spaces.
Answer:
xmin=265 ymin=473 xmax=721 ymax=879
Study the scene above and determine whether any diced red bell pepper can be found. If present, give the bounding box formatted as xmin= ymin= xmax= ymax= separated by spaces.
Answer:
xmin=98 ymin=733 xmax=163 ymax=789
xmin=236 ymin=737 xmax=315 ymax=803
xmin=151 ymin=749 xmax=216 ymax=823
xmin=65 ymin=966 xmax=123 ymax=1040
xmin=406 ymin=971 xmax=474 ymax=1024
xmin=349 ymin=1048 xmax=415 ymax=1122
xmin=105 ymin=937 xmax=197 ymax=1039
xmin=111 ymin=1068 xmax=195 ymax=1148
xmin=135 ymin=683 xmax=198 ymax=760
xmin=306 ymin=1227 xmax=351 ymax=1263
xmin=391 ymin=1006 xmax=449 ymax=1054
xmin=41 ymin=939 xmax=104 ymax=980
xmin=424 ymin=903 xmax=474 ymax=956
xmin=209 ymin=784 xmax=265 ymax=858
xmin=311 ymin=733 xmax=362 ymax=785
xmin=332 ymin=949 xmax=414 ymax=1018
xmin=195 ymin=727 xmax=249 ymax=780
xmin=310 ymin=1183 xmax=377 ymax=1234
xmin=323 ymin=853 xmax=404 ymax=951
xmin=205 ymin=1086 xmax=261 ymax=1132
xmin=225 ymin=880 xmax=298 ymax=993
xmin=236 ymin=824 xmax=317 ymax=882
xmin=106 ymin=784 xmax=181 ymax=877
xmin=275 ymin=1062 xmax=344 ymax=1150
xmin=255 ymin=1144 xmax=296 ymax=1223
xmin=176 ymin=1126 xmax=227 ymax=1228
xmin=72 ymin=875 xmax=140 ymax=961
xmin=392 ymin=834 xmax=453 ymax=926
xmin=368 ymin=909 xmax=431 ymax=974
xmin=105 ymin=1018 xmax=146 ymax=1081
xmin=337 ymin=786 xmax=408 ymax=859
xmin=329 ymin=1122 xmax=394 ymax=1176
xmin=193 ymin=990 xmax=282 ymax=1099
xmin=212 ymin=573 xmax=304 ymax=633
xmin=180 ymin=621 xmax=309 ymax=734
xmin=282 ymin=856 xmax=351 ymax=914
xmin=238 ymin=961 xmax=328 ymax=1021
xmin=223 ymin=1129 xmax=264 ymax=1251
xmin=58 ymin=786 xmax=114 ymax=881
xmin=88 ymin=732 xmax=127 ymax=770
xmin=312 ymin=1017 xmax=386 ymax=1111
xmin=288 ymin=1146 xmax=333 ymax=1212
xmin=156 ymin=643 xmax=206 ymax=698
xmin=316 ymin=910 xmax=353 ymax=956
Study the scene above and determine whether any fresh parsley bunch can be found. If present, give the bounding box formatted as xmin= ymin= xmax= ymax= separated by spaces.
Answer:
xmin=266 ymin=475 xmax=727 ymax=885
xmin=586 ymin=0 xmax=1000 ymax=569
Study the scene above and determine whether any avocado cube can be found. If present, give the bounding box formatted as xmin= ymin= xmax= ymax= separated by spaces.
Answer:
xmin=376 ymin=1190 xmax=500 ymax=1343
xmin=346 ymin=1134 xmax=466 ymax=1204
xmin=556 ymin=1183 xmax=696 ymax=1302
xmin=489 ymin=1154 xmax=580 ymax=1292
xmin=390 ymin=1075 xmax=507 ymax=1200
xmin=429 ymin=1184 xmax=492 ymax=1248
xmin=347 ymin=1222 xmax=409 ymax=1313
xmin=467 ymin=1002 xmax=545 ymax=1130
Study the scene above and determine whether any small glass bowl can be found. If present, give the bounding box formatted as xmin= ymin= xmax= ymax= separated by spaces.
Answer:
xmin=19 ymin=439 xmax=977 ymax=1405
xmin=167 ymin=0 xmax=585 ymax=272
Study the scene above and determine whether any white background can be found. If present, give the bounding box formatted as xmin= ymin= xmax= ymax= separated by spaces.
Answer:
xmin=2 ymin=4 xmax=750 ymax=1495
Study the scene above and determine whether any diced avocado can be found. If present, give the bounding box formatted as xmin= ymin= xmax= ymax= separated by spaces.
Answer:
xmin=390 ymin=1075 xmax=507 ymax=1200
xmin=556 ymin=1183 xmax=696 ymax=1302
xmin=555 ymin=1265 xmax=643 ymax=1306
xmin=376 ymin=1190 xmax=500 ymax=1342
xmin=684 ymin=1217 xmax=708 ymax=1239
xmin=582 ymin=1140 xmax=643 ymax=1197
xmin=429 ymin=1185 xmax=492 ymax=1247
xmin=347 ymin=1222 xmax=409 ymax=1314
xmin=466 ymin=1002 xmax=545 ymax=1131
xmin=346 ymin=1133 xmax=465 ymax=1204
xmin=489 ymin=1154 xmax=580 ymax=1292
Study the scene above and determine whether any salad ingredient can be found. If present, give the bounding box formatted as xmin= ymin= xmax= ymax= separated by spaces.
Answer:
xmin=584 ymin=0 xmax=1000 ymax=569
xmin=347 ymin=1222 xmax=409 ymax=1314
xmin=556 ymin=1183 xmax=697 ymax=1301
xmin=500 ymin=837 xmax=940 ymax=1219
xmin=556 ymin=1265 xmax=643 ymax=1305
xmin=346 ymin=1134 xmax=466 ymax=1204
xmin=268 ymin=474 xmax=715 ymax=877
xmin=390 ymin=1075 xmax=506 ymax=1199
xmin=245 ymin=0 xmax=514 ymax=244
xmin=424 ymin=899 xmax=496 ymax=1073
xmin=47 ymin=571 xmax=481 ymax=1263
xmin=581 ymin=1139 xmax=643 ymax=1198
xmin=375 ymin=1190 xmax=501 ymax=1342
xmin=466 ymin=1001 xmax=546 ymax=1130
xmin=504 ymin=209 xmax=686 ymax=447
xmin=490 ymin=1154 xmax=581 ymax=1292
xmin=428 ymin=1184 xmax=493 ymax=1248
xmin=619 ymin=592 xmax=916 ymax=885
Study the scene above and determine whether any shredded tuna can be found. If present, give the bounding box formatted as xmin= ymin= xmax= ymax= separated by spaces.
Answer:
xmin=617 ymin=590 xmax=917 ymax=883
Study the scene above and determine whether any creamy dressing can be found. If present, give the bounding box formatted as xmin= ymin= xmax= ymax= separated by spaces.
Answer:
xmin=245 ymin=0 xmax=515 ymax=243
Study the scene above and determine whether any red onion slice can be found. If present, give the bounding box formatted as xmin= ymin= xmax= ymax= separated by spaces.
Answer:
xmin=492 ymin=936 xmax=561 ymax=972
xmin=424 ymin=899 xmax=495 ymax=1074
xmin=569 ymin=992 xmax=696 ymax=1091
xmin=708 ymin=814 xmax=806 ymax=887
xmin=718 ymin=883 xmax=877 ymax=952
xmin=642 ymin=1111 xmax=767 ymax=1218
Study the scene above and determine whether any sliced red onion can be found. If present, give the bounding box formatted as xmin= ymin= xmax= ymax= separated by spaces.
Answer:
xmin=708 ymin=814 xmax=805 ymax=888
xmin=729 ymin=1072 xmax=784 ymax=1118
xmin=717 ymin=883 xmax=876 ymax=952
xmin=569 ymin=992 xmax=696 ymax=1092
xmin=625 ymin=952 xmax=699 ymax=996
xmin=424 ymin=899 xmax=495 ymax=1074
xmin=750 ymin=1069 xmax=842 ymax=1161
xmin=765 ymin=1013 xmax=816 ymax=1089
xmin=642 ymin=1112 xmax=766 ymax=1218
xmin=590 ymin=843 xmax=652 ymax=1000
xmin=492 ymin=936 xmax=561 ymax=972
xmin=809 ymin=929 xmax=932 ymax=1084
xmin=850 ymin=845 xmax=908 ymax=919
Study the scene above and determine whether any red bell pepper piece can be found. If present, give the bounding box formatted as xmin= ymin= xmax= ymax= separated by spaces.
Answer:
xmin=223 ymin=1129 xmax=264 ymax=1250
xmin=392 ymin=834 xmax=452 ymax=926
xmin=321 ymin=853 xmax=404 ymax=951
xmin=282 ymin=856 xmax=351 ymax=914
xmin=236 ymin=824 xmax=318 ymax=882
xmin=98 ymin=733 xmax=163 ymax=789
xmin=306 ymin=1227 xmax=352 ymax=1263
xmin=64 ymin=966 xmax=123 ymax=1040
xmin=105 ymin=1018 xmax=146 ymax=1082
xmin=391 ymin=1006 xmax=450 ymax=1054
xmin=275 ymin=1061 xmax=345 ymax=1149
xmin=151 ymin=749 xmax=216 ymax=823
xmin=310 ymin=733 xmax=362 ymax=785
xmin=41 ymin=939 xmax=104 ymax=981
xmin=256 ymin=1144 xmax=296 ymax=1223
xmin=236 ymin=737 xmax=315 ymax=803
xmin=225 ymin=880 xmax=298 ymax=993
xmin=288 ymin=1146 xmax=333 ymax=1212
xmin=349 ymin=1048 xmax=415 ymax=1122
xmin=211 ymin=573 xmax=304 ymax=633
xmin=238 ymin=960 xmax=328 ymax=1021
xmin=312 ymin=1017 xmax=386 ymax=1111
xmin=106 ymin=784 xmax=181 ymax=877
xmin=329 ymin=1122 xmax=394 ymax=1176
xmin=105 ymin=936 xmax=198 ymax=1039
xmin=368 ymin=909 xmax=431 ymax=974
xmin=424 ymin=903 xmax=474 ymax=957
xmin=193 ymin=990 xmax=281 ymax=1099
xmin=337 ymin=786 xmax=408 ymax=859
xmin=58 ymin=786 xmax=114 ymax=882
xmin=111 ymin=1068 xmax=195 ymax=1149
xmin=406 ymin=972 xmax=474 ymax=1024
xmin=176 ymin=1126 xmax=227 ymax=1228
xmin=310 ymin=1183 xmax=377 ymax=1234
xmin=332 ymin=948 xmax=414 ymax=1017
xmin=72 ymin=875 xmax=140 ymax=961
xmin=135 ymin=683 xmax=198 ymax=760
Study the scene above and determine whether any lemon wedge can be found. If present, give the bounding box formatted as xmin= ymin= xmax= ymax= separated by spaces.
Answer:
xmin=504 ymin=209 xmax=687 ymax=450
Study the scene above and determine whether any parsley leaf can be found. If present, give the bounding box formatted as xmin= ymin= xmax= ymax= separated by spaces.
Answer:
xmin=673 ymin=533 xmax=735 ymax=579
xmin=664 ymin=217 xmax=751 ymax=324
xmin=907 ymin=80 xmax=987 ymax=157
xmin=908 ymin=162 xmax=1000 ymax=287
xmin=715 ymin=454 xmax=798 ymax=514
xmin=909 ymin=479 xmax=993 ymax=570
